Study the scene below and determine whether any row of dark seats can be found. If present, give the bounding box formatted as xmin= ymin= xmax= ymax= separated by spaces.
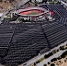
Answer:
xmin=47 ymin=5 xmax=64 ymax=17
xmin=2 ymin=21 xmax=67 ymax=66
xmin=46 ymin=4 xmax=67 ymax=25
xmin=0 ymin=23 xmax=17 ymax=58
xmin=3 ymin=24 xmax=48 ymax=66
xmin=0 ymin=4 xmax=67 ymax=65
xmin=0 ymin=23 xmax=39 ymax=58
xmin=42 ymin=22 xmax=67 ymax=48
xmin=47 ymin=4 xmax=67 ymax=18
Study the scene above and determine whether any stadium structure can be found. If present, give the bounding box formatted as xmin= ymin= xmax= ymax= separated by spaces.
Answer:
xmin=0 ymin=0 xmax=67 ymax=66
xmin=11 ymin=7 xmax=55 ymax=22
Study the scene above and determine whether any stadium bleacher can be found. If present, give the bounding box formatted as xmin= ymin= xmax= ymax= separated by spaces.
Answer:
xmin=0 ymin=4 xmax=67 ymax=66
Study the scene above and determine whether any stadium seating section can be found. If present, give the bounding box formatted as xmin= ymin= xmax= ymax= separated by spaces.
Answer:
xmin=0 ymin=4 xmax=67 ymax=66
